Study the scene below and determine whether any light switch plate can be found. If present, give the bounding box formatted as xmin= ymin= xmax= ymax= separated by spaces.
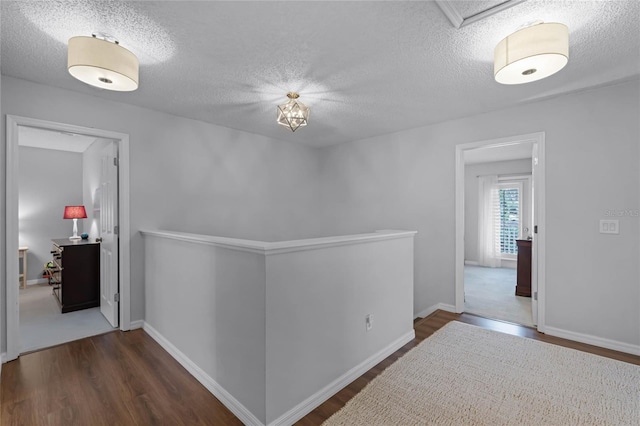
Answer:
xmin=600 ymin=219 xmax=619 ymax=234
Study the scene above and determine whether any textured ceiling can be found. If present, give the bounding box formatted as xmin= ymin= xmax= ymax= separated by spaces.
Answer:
xmin=1 ymin=1 xmax=639 ymax=148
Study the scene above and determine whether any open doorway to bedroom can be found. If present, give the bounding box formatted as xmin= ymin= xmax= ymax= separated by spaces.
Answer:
xmin=463 ymin=152 xmax=533 ymax=326
xmin=17 ymin=127 xmax=118 ymax=353
xmin=5 ymin=115 xmax=131 ymax=362
xmin=455 ymin=133 xmax=546 ymax=331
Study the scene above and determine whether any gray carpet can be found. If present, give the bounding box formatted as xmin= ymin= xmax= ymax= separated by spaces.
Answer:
xmin=464 ymin=265 xmax=533 ymax=326
xmin=19 ymin=283 xmax=115 ymax=353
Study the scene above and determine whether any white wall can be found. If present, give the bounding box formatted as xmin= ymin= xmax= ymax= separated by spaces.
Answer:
xmin=82 ymin=138 xmax=113 ymax=239
xmin=464 ymin=159 xmax=532 ymax=264
xmin=144 ymin=234 xmax=267 ymax=423
xmin=18 ymin=146 xmax=84 ymax=281
xmin=1 ymin=76 xmax=323 ymax=353
xmin=317 ymin=80 xmax=640 ymax=348
xmin=2 ymin=75 xmax=638 ymax=355
xmin=142 ymin=230 xmax=415 ymax=425
xmin=265 ymin=235 xmax=414 ymax=423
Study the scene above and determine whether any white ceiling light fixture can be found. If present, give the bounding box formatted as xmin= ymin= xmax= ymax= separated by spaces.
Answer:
xmin=494 ymin=22 xmax=569 ymax=85
xmin=277 ymin=92 xmax=309 ymax=132
xmin=68 ymin=34 xmax=139 ymax=91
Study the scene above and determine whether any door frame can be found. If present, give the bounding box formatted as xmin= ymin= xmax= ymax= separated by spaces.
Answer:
xmin=454 ymin=132 xmax=546 ymax=332
xmin=4 ymin=115 xmax=131 ymax=362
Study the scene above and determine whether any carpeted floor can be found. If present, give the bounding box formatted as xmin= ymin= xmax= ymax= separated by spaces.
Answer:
xmin=323 ymin=321 xmax=640 ymax=425
xmin=464 ymin=265 xmax=533 ymax=326
xmin=19 ymin=283 xmax=115 ymax=353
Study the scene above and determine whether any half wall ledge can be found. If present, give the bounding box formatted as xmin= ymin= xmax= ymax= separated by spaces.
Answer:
xmin=141 ymin=229 xmax=417 ymax=425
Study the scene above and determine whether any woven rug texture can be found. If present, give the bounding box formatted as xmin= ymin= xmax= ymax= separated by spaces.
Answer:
xmin=323 ymin=321 xmax=639 ymax=425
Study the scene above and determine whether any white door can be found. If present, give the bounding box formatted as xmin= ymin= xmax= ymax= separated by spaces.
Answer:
xmin=99 ymin=142 xmax=119 ymax=327
xmin=530 ymin=144 xmax=539 ymax=326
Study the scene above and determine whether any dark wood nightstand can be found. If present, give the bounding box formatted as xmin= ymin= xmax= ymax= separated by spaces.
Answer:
xmin=516 ymin=239 xmax=532 ymax=297
xmin=51 ymin=239 xmax=100 ymax=313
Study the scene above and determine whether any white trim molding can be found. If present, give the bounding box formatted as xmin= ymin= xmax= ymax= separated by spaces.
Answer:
xmin=545 ymin=326 xmax=640 ymax=356
xmin=269 ymin=330 xmax=415 ymax=426
xmin=140 ymin=229 xmax=417 ymax=256
xmin=415 ymin=303 xmax=457 ymax=319
xmin=4 ymin=115 xmax=132 ymax=362
xmin=142 ymin=320 xmax=414 ymax=426
xmin=26 ymin=278 xmax=49 ymax=286
xmin=129 ymin=320 xmax=145 ymax=330
xmin=142 ymin=322 xmax=264 ymax=426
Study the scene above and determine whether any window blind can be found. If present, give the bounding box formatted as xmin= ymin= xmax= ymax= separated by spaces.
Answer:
xmin=498 ymin=187 xmax=520 ymax=255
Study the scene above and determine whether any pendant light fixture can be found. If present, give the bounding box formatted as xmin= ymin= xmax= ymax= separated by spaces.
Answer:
xmin=68 ymin=34 xmax=139 ymax=91
xmin=494 ymin=22 xmax=569 ymax=85
xmin=277 ymin=92 xmax=309 ymax=132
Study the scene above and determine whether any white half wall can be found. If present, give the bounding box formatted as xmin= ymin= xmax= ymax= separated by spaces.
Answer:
xmin=143 ymin=233 xmax=267 ymax=423
xmin=142 ymin=230 xmax=416 ymax=425
xmin=265 ymin=234 xmax=415 ymax=423
xmin=317 ymin=80 xmax=640 ymax=349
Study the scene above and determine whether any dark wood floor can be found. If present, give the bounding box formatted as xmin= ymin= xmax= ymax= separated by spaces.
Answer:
xmin=2 ymin=311 xmax=638 ymax=425
xmin=0 ymin=330 xmax=243 ymax=426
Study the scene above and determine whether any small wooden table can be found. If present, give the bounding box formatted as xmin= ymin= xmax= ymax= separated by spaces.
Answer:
xmin=19 ymin=246 xmax=29 ymax=289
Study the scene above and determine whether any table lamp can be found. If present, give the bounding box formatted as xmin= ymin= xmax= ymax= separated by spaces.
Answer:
xmin=63 ymin=205 xmax=87 ymax=240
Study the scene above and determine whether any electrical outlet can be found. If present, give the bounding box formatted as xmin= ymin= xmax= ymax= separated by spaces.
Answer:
xmin=365 ymin=314 xmax=373 ymax=332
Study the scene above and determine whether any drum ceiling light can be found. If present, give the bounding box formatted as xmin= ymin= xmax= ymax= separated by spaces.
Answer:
xmin=277 ymin=92 xmax=309 ymax=132
xmin=494 ymin=22 xmax=569 ymax=85
xmin=68 ymin=34 xmax=139 ymax=91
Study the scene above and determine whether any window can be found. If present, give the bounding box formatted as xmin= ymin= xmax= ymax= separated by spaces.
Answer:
xmin=497 ymin=182 xmax=522 ymax=258
xmin=499 ymin=186 xmax=520 ymax=255
xmin=478 ymin=175 xmax=530 ymax=267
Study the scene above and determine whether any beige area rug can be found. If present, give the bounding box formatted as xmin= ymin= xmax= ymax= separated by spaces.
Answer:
xmin=323 ymin=321 xmax=639 ymax=425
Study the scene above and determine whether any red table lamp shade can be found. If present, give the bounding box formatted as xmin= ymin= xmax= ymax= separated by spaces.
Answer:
xmin=63 ymin=205 xmax=87 ymax=219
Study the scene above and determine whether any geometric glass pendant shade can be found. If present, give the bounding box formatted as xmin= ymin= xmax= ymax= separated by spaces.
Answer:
xmin=494 ymin=22 xmax=569 ymax=85
xmin=68 ymin=35 xmax=139 ymax=91
xmin=277 ymin=92 xmax=309 ymax=132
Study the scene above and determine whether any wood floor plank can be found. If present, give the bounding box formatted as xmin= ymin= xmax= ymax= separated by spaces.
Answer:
xmin=0 ymin=330 xmax=241 ymax=426
xmin=2 ymin=311 xmax=638 ymax=426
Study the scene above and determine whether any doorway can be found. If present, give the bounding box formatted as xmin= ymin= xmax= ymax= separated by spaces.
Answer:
xmin=4 ymin=115 xmax=131 ymax=362
xmin=455 ymin=132 xmax=546 ymax=331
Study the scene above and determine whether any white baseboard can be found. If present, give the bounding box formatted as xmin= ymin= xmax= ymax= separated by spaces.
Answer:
xmin=545 ymin=326 xmax=640 ymax=356
xmin=415 ymin=303 xmax=457 ymax=319
xmin=27 ymin=278 xmax=48 ymax=285
xmin=464 ymin=260 xmax=479 ymax=266
xmin=142 ymin=322 xmax=264 ymax=426
xmin=268 ymin=329 xmax=416 ymax=426
xmin=0 ymin=352 xmax=6 ymax=365
xmin=129 ymin=320 xmax=144 ymax=330
xmin=141 ymin=322 xmax=415 ymax=426
xmin=500 ymin=259 xmax=517 ymax=269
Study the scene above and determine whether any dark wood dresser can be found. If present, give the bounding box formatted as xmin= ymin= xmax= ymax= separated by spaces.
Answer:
xmin=515 ymin=239 xmax=532 ymax=297
xmin=50 ymin=239 xmax=100 ymax=313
